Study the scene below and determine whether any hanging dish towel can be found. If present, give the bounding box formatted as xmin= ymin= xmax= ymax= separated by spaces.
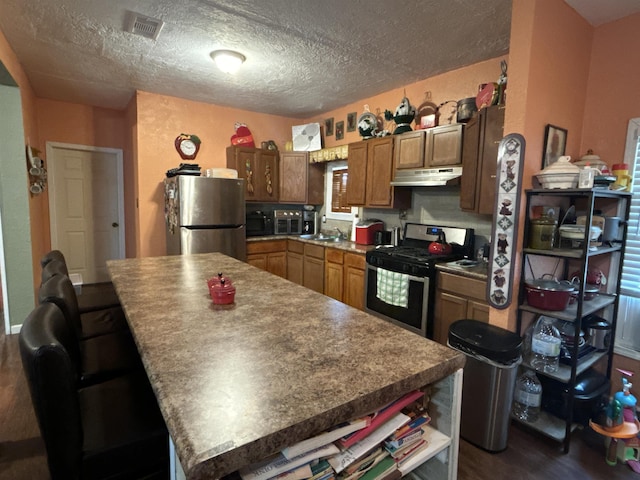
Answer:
xmin=376 ymin=268 xmax=409 ymax=308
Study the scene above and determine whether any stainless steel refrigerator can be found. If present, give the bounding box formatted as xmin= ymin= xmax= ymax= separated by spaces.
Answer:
xmin=164 ymin=175 xmax=246 ymax=260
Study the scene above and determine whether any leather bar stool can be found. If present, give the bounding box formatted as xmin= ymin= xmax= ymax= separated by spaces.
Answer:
xmin=40 ymin=250 xmax=120 ymax=313
xmin=41 ymin=260 xmax=128 ymax=339
xmin=19 ymin=303 xmax=169 ymax=480
xmin=39 ymin=274 xmax=142 ymax=387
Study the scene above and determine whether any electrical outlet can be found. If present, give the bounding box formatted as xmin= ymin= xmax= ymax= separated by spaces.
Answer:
xmin=399 ymin=210 xmax=407 ymax=220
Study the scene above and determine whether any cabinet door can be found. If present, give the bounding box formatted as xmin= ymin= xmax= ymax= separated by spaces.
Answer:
xmin=267 ymin=252 xmax=287 ymax=278
xmin=394 ymin=130 xmax=425 ymax=169
xmin=365 ymin=137 xmax=394 ymax=207
xmin=459 ymin=116 xmax=481 ymax=211
xmin=255 ymin=150 xmax=279 ymax=202
xmin=325 ymin=261 xmax=344 ymax=301
xmin=467 ymin=300 xmax=490 ymax=322
xmin=279 ymin=152 xmax=307 ymax=203
xmin=433 ymin=291 xmax=468 ymax=345
xmin=247 ymin=253 xmax=267 ymax=270
xmin=227 ymin=147 xmax=259 ymax=201
xmin=426 ymin=124 xmax=463 ymax=167
xmin=303 ymin=256 xmax=325 ymax=293
xmin=287 ymin=251 xmax=303 ymax=285
xmin=343 ymin=253 xmax=366 ymax=311
xmin=476 ymin=106 xmax=505 ymax=215
xmin=346 ymin=141 xmax=368 ymax=205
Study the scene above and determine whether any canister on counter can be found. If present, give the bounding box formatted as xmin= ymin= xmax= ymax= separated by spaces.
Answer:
xmin=529 ymin=215 xmax=557 ymax=249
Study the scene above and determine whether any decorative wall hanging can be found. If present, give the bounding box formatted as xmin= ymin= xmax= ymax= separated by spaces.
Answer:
xmin=486 ymin=133 xmax=526 ymax=309
xmin=292 ymin=123 xmax=321 ymax=151
xmin=346 ymin=112 xmax=357 ymax=132
xmin=324 ymin=118 xmax=334 ymax=136
xmin=542 ymin=124 xmax=567 ymax=168
xmin=335 ymin=121 xmax=344 ymax=141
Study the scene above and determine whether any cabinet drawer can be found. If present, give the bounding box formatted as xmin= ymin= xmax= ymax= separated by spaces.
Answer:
xmin=247 ymin=240 xmax=287 ymax=254
xmin=326 ymin=248 xmax=344 ymax=264
xmin=304 ymin=244 xmax=325 ymax=260
xmin=287 ymin=239 xmax=304 ymax=254
xmin=437 ymin=272 xmax=487 ymax=302
xmin=344 ymin=252 xmax=366 ymax=270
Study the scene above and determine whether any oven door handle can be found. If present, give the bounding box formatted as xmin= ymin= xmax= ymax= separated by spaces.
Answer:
xmin=367 ymin=265 xmax=427 ymax=283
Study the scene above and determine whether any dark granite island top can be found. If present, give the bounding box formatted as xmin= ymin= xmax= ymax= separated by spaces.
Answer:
xmin=107 ymin=253 xmax=465 ymax=480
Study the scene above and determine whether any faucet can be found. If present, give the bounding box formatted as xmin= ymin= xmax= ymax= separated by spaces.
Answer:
xmin=335 ymin=227 xmax=346 ymax=240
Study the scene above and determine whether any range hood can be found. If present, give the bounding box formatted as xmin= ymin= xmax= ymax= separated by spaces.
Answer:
xmin=390 ymin=166 xmax=462 ymax=187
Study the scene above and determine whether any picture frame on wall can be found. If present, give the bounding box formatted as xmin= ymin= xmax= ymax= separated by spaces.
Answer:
xmin=542 ymin=124 xmax=567 ymax=168
xmin=336 ymin=121 xmax=344 ymax=140
xmin=347 ymin=112 xmax=357 ymax=132
xmin=324 ymin=118 xmax=334 ymax=136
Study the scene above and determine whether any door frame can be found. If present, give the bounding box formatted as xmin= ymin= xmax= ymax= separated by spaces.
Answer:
xmin=46 ymin=142 xmax=126 ymax=271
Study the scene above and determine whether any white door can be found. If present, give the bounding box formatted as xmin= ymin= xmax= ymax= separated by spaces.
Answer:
xmin=47 ymin=143 xmax=125 ymax=283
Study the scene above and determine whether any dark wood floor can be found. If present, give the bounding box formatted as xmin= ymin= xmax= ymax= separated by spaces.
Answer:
xmin=0 ymin=329 xmax=635 ymax=480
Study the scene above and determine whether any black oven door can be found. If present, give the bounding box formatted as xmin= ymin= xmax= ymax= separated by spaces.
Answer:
xmin=364 ymin=265 xmax=431 ymax=338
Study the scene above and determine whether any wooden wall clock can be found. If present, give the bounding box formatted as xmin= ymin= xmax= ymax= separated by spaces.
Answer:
xmin=175 ymin=133 xmax=201 ymax=160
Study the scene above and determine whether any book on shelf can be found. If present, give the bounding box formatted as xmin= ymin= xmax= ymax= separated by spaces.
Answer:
xmin=282 ymin=417 xmax=371 ymax=460
xmin=387 ymin=413 xmax=430 ymax=442
xmin=390 ymin=439 xmax=428 ymax=465
xmin=384 ymin=429 xmax=423 ymax=451
xmin=276 ymin=459 xmax=331 ymax=480
xmin=239 ymin=443 xmax=340 ymax=480
xmin=339 ymin=449 xmax=389 ymax=480
xmin=358 ymin=456 xmax=397 ymax=480
xmin=328 ymin=413 xmax=410 ymax=473
xmin=337 ymin=391 xmax=424 ymax=449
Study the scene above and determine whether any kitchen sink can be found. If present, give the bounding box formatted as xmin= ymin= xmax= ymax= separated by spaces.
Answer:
xmin=299 ymin=233 xmax=344 ymax=242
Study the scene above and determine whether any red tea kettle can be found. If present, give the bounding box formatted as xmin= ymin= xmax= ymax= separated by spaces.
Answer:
xmin=428 ymin=231 xmax=453 ymax=255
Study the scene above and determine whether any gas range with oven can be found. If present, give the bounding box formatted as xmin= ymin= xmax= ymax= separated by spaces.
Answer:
xmin=365 ymin=223 xmax=475 ymax=338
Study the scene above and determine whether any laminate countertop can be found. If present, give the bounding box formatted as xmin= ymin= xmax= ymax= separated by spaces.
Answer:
xmin=247 ymin=235 xmax=376 ymax=254
xmin=107 ymin=253 xmax=465 ymax=480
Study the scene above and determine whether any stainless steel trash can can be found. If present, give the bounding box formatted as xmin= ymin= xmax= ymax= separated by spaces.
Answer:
xmin=448 ymin=319 xmax=522 ymax=452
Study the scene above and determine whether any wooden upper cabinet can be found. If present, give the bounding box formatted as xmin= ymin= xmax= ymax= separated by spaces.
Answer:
xmin=393 ymin=125 xmax=462 ymax=171
xmin=426 ymin=124 xmax=463 ymax=167
xmin=346 ymin=141 xmax=368 ymax=206
xmin=279 ymin=152 xmax=324 ymax=205
xmin=226 ymin=146 xmax=279 ymax=202
xmin=460 ymin=105 xmax=505 ymax=214
xmin=394 ymin=130 xmax=426 ymax=169
xmin=366 ymin=137 xmax=394 ymax=207
xmin=347 ymin=137 xmax=410 ymax=209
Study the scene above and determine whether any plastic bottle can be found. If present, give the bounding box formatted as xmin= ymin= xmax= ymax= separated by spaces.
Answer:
xmin=614 ymin=369 xmax=637 ymax=422
xmin=529 ymin=317 xmax=562 ymax=373
xmin=512 ymin=369 xmax=542 ymax=423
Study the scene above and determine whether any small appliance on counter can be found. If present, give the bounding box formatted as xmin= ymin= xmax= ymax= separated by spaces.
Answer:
xmin=246 ymin=210 xmax=273 ymax=237
xmin=302 ymin=210 xmax=317 ymax=235
xmin=355 ymin=219 xmax=384 ymax=245
xmin=274 ymin=209 xmax=303 ymax=235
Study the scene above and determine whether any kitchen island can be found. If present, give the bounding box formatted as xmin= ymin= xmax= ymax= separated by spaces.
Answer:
xmin=107 ymin=253 xmax=465 ymax=480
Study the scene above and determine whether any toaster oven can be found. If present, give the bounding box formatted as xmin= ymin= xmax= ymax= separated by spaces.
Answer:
xmin=274 ymin=210 xmax=302 ymax=235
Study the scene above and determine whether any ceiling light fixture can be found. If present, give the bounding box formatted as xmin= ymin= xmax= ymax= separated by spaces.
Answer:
xmin=210 ymin=50 xmax=246 ymax=74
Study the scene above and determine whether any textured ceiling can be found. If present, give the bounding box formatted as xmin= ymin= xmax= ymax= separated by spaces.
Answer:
xmin=0 ymin=0 xmax=638 ymax=118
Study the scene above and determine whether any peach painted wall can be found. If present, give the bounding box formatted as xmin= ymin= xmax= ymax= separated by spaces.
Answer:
xmin=0 ymin=28 xmax=43 ymax=299
xmin=582 ymin=12 xmax=640 ymax=165
xmin=134 ymin=91 xmax=296 ymax=257
xmin=306 ymin=56 xmax=509 ymax=148
xmin=488 ymin=0 xmax=593 ymax=331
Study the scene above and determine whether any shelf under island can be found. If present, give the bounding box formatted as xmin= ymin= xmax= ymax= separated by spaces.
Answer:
xmin=107 ymin=253 xmax=465 ymax=480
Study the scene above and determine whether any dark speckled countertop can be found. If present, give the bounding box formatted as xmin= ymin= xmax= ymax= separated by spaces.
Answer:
xmin=107 ymin=253 xmax=465 ymax=480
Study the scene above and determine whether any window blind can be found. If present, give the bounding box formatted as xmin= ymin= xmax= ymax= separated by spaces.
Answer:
xmin=620 ymin=129 xmax=640 ymax=297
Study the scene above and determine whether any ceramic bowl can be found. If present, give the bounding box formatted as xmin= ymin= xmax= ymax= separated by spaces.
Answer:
xmin=536 ymin=172 xmax=580 ymax=189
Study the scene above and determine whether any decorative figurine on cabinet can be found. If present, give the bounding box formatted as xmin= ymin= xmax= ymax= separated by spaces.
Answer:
xmin=385 ymin=95 xmax=416 ymax=134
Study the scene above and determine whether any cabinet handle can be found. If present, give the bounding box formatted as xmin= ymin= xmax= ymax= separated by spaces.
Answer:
xmin=265 ymin=164 xmax=273 ymax=195
xmin=490 ymin=175 xmax=497 ymax=179
xmin=245 ymin=161 xmax=254 ymax=194
xmin=493 ymin=140 xmax=501 ymax=144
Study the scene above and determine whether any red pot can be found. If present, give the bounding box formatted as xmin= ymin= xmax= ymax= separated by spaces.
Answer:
xmin=525 ymin=278 xmax=574 ymax=311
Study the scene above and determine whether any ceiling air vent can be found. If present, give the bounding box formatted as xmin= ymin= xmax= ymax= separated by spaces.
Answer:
xmin=125 ymin=11 xmax=164 ymax=40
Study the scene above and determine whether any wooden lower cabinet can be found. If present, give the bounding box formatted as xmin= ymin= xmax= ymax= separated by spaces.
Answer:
xmin=286 ymin=240 xmax=304 ymax=285
xmin=246 ymin=240 xmax=287 ymax=278
xmin=433 ymin=271 xmax=489 ymax=345
xmin=303 ymin=244 xmax=325 ymax=293
xmin=324 ymin=249 xmax=344 ymax=301
xmin=343 ymin=253 xmax=366 ymax=310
